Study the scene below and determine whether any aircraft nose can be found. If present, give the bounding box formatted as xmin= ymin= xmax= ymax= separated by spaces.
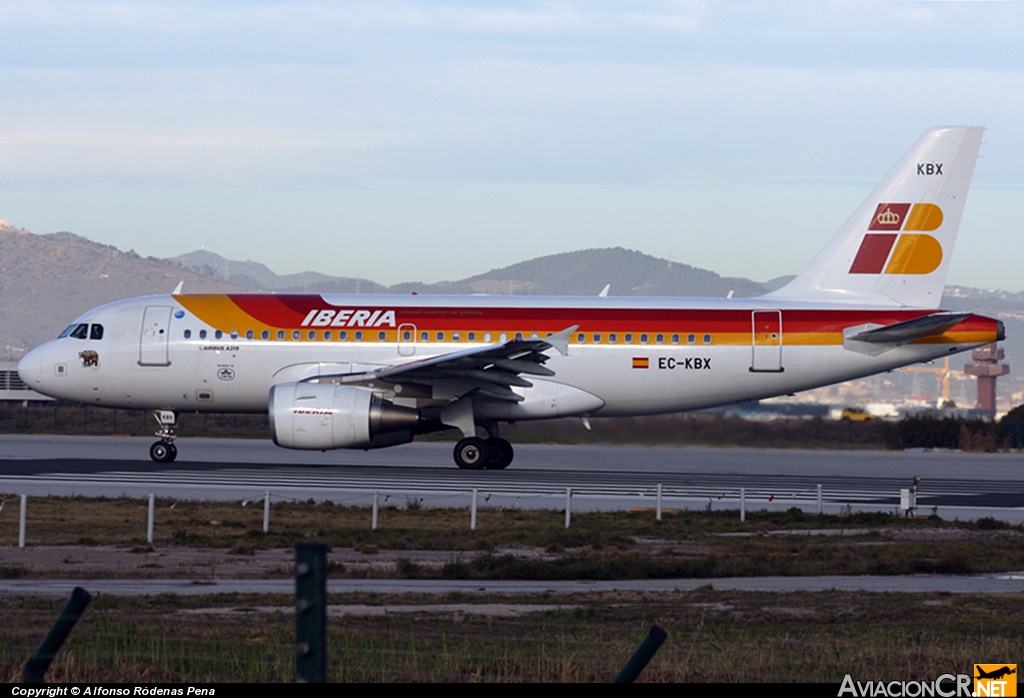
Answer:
xmin=18 ymin=346 xmax=46 ymax=391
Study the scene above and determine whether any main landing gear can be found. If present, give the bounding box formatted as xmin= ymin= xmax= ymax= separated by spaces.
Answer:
xmin=150 ymin=410 xmax=178 ymax=463
xmin=452 ymin=436 xmax=514 ymax=470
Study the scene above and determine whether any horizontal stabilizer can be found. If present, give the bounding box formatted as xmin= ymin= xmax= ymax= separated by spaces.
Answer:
xmin=849 ymin=312 xmax=973 ymax=344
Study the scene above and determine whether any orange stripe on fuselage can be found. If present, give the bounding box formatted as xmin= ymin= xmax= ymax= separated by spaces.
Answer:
xmin=170 ymin=295 xmax=1000 ymax=347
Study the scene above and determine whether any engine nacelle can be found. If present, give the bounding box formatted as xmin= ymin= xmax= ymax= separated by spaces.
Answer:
xmin=269 ymin=382 xmax=419 ymax=450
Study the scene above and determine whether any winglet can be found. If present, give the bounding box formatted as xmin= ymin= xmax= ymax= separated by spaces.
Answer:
xmin=544 ymin=325 xmax=579 ymax=357
xmin=598 ymin=284 xmax=610 ymax=298
xmin=172 ymin=281 xmax=184 ymax=295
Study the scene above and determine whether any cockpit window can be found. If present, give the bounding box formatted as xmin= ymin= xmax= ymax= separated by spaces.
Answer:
xmin=90 ymin=324 xmax=104 ymax=340
xmin=58 ymin=324 xmax=79 ymax=338
xmin=68 ymin=324 xmax=89 ymax=340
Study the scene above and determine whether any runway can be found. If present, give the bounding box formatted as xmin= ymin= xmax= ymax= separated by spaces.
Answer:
xmin=2 ymin=434 xmax=1024 ymax=519
xmin=4 ymin=573 xmax=1024 ymax=597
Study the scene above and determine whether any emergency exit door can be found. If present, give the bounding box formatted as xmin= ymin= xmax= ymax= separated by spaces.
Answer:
xmin=750 ymin=310 xmax=784 ymax=373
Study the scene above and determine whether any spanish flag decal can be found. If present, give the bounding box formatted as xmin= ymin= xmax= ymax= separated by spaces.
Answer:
xmin=632 ymin=357 xmax=649 ymax=369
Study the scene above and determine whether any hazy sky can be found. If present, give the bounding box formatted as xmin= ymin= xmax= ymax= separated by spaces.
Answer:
xmin=2 ymin=1 xmax=1023 ymax=291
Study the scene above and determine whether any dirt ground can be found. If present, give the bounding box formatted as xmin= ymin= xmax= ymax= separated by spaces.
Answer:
xmin=1 ymin=544 xmax=532 ymax=579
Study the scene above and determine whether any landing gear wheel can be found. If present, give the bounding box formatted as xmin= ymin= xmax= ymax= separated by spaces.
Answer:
xmin=484 ymin=437 xmax=514 ymax=470
xmin=453 ymin=437 xmax=488 ymax=469
xmin=150 ymin=441 xmax=176 ymax=463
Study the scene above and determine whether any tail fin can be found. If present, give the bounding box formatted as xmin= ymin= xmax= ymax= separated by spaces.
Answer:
xmin=764 ymin=126 xmax=984 ymax=308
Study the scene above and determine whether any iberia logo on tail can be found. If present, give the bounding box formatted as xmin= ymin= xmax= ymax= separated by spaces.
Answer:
xmin=850 ymin=203 xmax=944 ymax=275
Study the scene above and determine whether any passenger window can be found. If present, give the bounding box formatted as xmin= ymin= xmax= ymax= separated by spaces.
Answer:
xmin=184 ymin=329 xmax=192 ymax=339
xmin=262 ymin=330 xmax=270 ymax=340
xmin=292 ymin=330 xmax=300 ymax=340
xmin=307 ymin=330 xmax=316 ymax=340
xmin=339 ymin=331 xmax=347 ymax=341
xmin=69 ymin=324 xmax=89 ymax=340
xmin=245 ymin=330 xmax=254 ymax=340
xmin=592 ymin=333 xmax=602 ymax=343
xmin=200 ymin=329 xmax=207 ymax=339
xmin=687 ymin=334 xmax=696 ymax=344
xmin=215 ymin=330 xmax=223 ymax=339
xmin=421 ymin=331 xmax=429 ymax=342
xmin=323 ymin=330 xmax=331 ymax=341
xmin=577 ymin=333 xmax=585 ymax=343
xmin=355 ymin=331 xmax=363 ymax=341
xmin=640 ymin=333 xmax=648 ymax=344
xmin=656 ymin=334 xmax=664 ymax=344
xmin=500 ymin=333 xmax=507 ymax=341
xmin=378 ymin=331 xmax=386 ymax=341
xmin=624 ymin=333 xmax=633 ymax=344
xmin=671 ymin=334 xmax=680 ymax=344
xmin=402 ymin=330 xmax=412 ymax=341
xmin=276 ymin=330 xmax=284 ymax=340
xmin=468 ymin=332 xmax=477 ymax=342
xmin=90 ymin=324 xmax=104 ymax=340
xmin=230 ymin=330 xmax=239 ymax=339
xmin=437 ymin=331 xmax=445 ymax=341
xmin=703 ymin=334 xmax=712 ymax=344
xmin=609 ymin=333 xmax=617 ymax=344
xmin=483 ymin=332 xmax=491 ymax=342
xmin=453 ymin=332 xmax=461 ymax=341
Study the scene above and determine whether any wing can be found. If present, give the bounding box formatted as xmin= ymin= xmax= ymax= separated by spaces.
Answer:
xmin=308 ymin=325 xmax=579 ymax=402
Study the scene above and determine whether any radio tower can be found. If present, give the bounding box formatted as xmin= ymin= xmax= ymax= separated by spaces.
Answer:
xmin=963 ymin=343 xmax=1010 ymax=419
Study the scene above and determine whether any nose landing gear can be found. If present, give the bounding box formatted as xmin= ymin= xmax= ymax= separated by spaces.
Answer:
xmin=150 ymin=410 xmax=178 ymax=463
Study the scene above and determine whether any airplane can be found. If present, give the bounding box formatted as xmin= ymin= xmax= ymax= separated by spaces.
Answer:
xmin=17 ymin=126 xmax=1003 ymax=469
xmin=976 ymin=666 xmax=1017 ymax=681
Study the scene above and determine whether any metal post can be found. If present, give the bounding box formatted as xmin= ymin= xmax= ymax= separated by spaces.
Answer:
xmin=295 ymin=542 xmax=328 ymax=683
xmin=263 ymin=491 xmax=271 ymax=533
xmin=817 ymin=484 xmax=823 ymax=515
xmin=613 ymin=625 xmax=668 ymax=683
xmin=565 ymin=487 xmax=572 ymax=529
xmin=740 ymin=487 xmax=746 ymax=522
xmin=19 ymin=494 xmax=27 ymax=548
xmin=147 ymin=494 xmax=155 ymax=544
xmin=656 ymin=484 xmax=663 ymax=521
xmin=470 ymin=488 xmax=478 ymax=531
xmin=22 ymin=587 xmax=93 ymax=683
xmin=372 ymin=491 xmax=379 ymax=531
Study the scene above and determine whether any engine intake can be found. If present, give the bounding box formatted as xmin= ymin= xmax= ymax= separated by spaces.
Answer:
xmin=269 ymin=382 xmax=419 ymax=450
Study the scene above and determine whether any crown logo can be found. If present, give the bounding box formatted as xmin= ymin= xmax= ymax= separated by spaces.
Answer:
xmin=876 ymin=207 xmax=900 ymax=226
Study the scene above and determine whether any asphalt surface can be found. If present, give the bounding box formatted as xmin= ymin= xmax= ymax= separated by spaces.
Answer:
xmin=2 ymin=434 xmax=1023 ymax=517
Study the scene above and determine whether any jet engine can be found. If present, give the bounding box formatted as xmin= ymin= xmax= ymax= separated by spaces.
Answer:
xmin=269 ymin=382 xmax=419 ymax=450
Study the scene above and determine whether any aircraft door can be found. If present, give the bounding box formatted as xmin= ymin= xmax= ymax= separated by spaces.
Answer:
xmin=139 ymin=305 xmax=173 ymax=366
xmin=398 ymin=323 xmax=416 ymax=356
xmin=750 ymin=310 xmax=784 ymax=373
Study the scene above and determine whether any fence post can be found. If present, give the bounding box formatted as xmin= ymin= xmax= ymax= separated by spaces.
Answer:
xmin=740 ymin=488 xmax=746 ymax=522
xmin=565 ymin=487 xmax=572 ymax=529
xmin=295 ymin=543 xmax=328 ymax=683
xmin=817 ymin=484 xmax=823 ymax=515
xmin=22 ymin=586 xmax=93 ymax=683
xmin=470 ymin=488 xmax=478 ymax=531
xmin=19 ymin=494 xmax=27 ymax=548
xmin=147 ymin=494 xmax=155 ymax=544
xmin=371 ymin=491 xmax=379 ymax=531
xmin=263 ymin=491 xmax=271 ymax=533
xmin=656 ymin=484 xmax=663 ymax=521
